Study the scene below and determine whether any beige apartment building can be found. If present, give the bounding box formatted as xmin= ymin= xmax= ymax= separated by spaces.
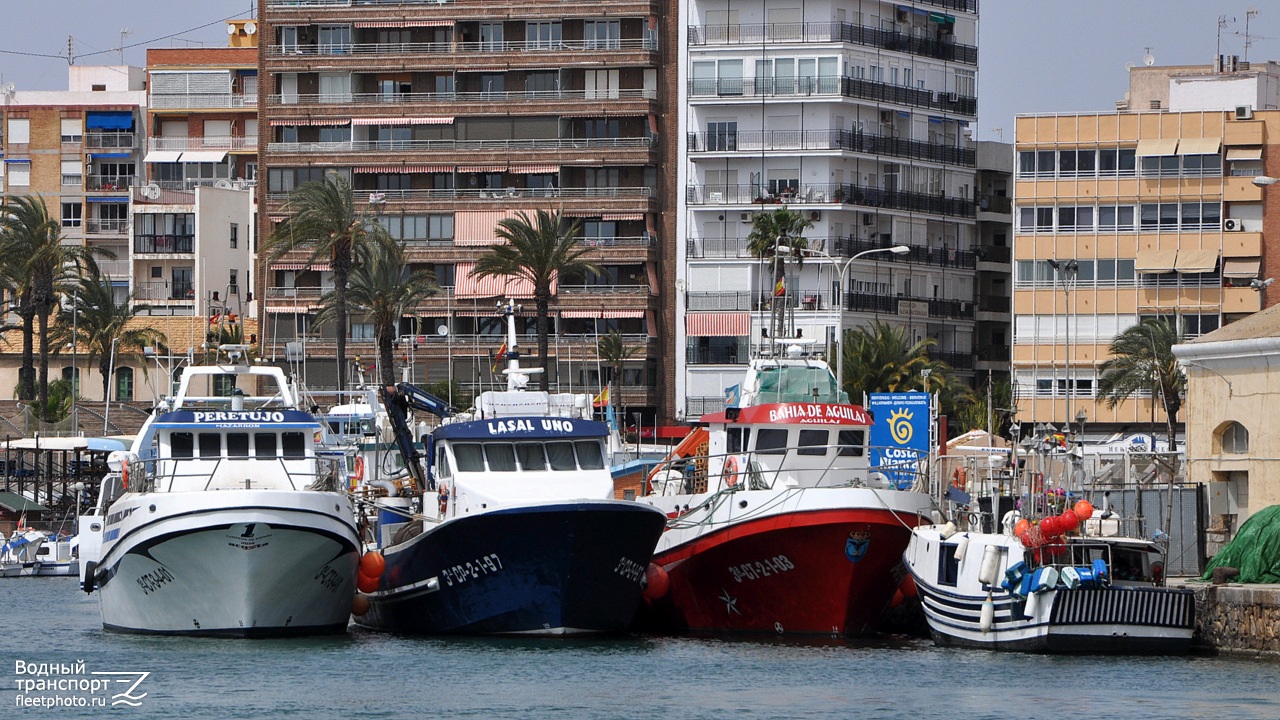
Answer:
xmin=1012 ymin=97 xmax=1277 ymax=438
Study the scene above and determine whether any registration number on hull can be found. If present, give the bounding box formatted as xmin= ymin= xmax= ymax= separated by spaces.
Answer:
xmin=440 ymin=553 xmax=503 ymax=587
xmin=728 ymin=555 xmax=794 ymax=583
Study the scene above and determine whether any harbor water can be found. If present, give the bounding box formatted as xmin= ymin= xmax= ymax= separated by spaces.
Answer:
xmin=4 ymin=578 xmax=1280 ymax=719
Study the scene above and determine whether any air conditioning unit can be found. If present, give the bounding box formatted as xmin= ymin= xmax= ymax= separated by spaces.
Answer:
xmin=880 ymin=110 xmax=894 ymax=124
xmin=740 ymin=212 xmax=754 ymax=223
xmin=809 ymin=211 xmax=822 ymax=221
xmin=1235 ymin=105 xmax=1253 ymax=120
xmin=947 ymin=92 xmax=959 ymax=102
xmin=1224 ymin=218 xmax=1244 ymax=232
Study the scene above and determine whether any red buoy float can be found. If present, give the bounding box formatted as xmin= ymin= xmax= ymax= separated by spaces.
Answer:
xmin=1074 ymin=500 xmax=1095 ymax=523
xmin=352 ymin=593 xmax=371 ymax=616
xmin=359 ymin=551 xmax=386 ymax=578
xmin=1060 ymin=510 xmax=1080 ymax=532
xmin=642 ymin=563 xmax=670 ymax=602
xmin=357 ymin=572 xmax=380 ymax=594
xmin=1040 ymin=516 xmax=1061 ymax=538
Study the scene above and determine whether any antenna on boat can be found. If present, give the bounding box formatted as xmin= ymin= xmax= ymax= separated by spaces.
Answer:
xmin=497 ymin=299 xmax=542 ymax=391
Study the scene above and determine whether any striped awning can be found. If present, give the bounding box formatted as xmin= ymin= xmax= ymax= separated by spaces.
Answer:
xmin=454 ymin=261 xmax=550 ymax=299
xmin=270 ymin=262 xmax=331 ymax=271
xmin=601 ymin=212 xmax=644 ymax=221
xmin=455 ymin=210 xmax=512 ymax=245
xmin=350 ymin=116 xmax=452 ymax=126
xmin=457 ymin=164 xmax=508 ymax=172
xmin=559 ymin=112 xmax=646 ymax=118
xmin=353 ymin=20 xmax=455 ymax=28
xmin=269 ymin=118 xmax=350 ymax=126
xmin=686 ymin=312 xmax=750 ymax=336
xmin=561 ymin=309 xmax=644 ymax=318
xmin=354 ymin=165 xmax=444 ymax=174
xmin=509 ymin=164 xmax=559 ymax=174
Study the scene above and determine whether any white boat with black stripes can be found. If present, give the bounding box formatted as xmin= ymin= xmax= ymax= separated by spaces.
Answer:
xmin=904 ymin=501 xmax=1195 ymax=654
xmin=77 ymin=344 xmax=360 ymax=637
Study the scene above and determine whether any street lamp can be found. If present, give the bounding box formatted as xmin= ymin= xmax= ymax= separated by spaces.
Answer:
xmin=1251 ymin=176 xmax=1278 ymax=186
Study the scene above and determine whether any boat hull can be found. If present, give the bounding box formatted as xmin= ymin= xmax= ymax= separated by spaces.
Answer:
xmin=637 ymin=489 xmax=932 ymax=636
xmin=356 ymin=501 xmax=666 ymax=635
xmin=94 ymin=491 xmax=359 ymax=637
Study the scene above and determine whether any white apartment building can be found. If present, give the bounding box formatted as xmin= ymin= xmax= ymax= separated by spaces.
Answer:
xmin=675 ymin=0 xmax=981 ymax=417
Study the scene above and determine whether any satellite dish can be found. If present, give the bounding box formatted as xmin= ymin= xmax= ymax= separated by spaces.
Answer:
xmin=141 ymin=183 xmax=162 ymax=200
xmin=244 ymin=21 xmax=257 ymax=35
xmin=214 ymin=179 xmax=233 ymax=189
xmin=227 ymin=23 xmax=238 ymax=35
xmin=436 ymin=325 xmax=449 ymax=337
xmin=1143 ymin=53 xmax=1155 ymax=67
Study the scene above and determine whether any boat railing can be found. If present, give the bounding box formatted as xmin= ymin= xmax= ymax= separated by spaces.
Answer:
xmin=145 ymin=455 xmax=345 ymax=493
xmin=645 ymin=444 xmax=926 ymax=497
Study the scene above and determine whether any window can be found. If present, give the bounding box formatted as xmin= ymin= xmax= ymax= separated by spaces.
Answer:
xmin=230 ymin=223 xmax=239 ymax=249
xmin=60 ymin=118 xmax=82 ymax=143
xmin=546 ymin=442 xmax=577 ymax=471
xmin=516 ymin=443 xmax=546 ymax=471
xmin=319 ymin=125 xmax=350 ymax=143
xmin=479 ymin=23 xmax=504 ymax=51
xmin=171 ymin=432 xmax=194 ymax=458
xmin=453 ymin=444 xmax=485 ymax=471
xmin=480 ymin=73 xmax=505 ymax=99
xmin=317 ymin=25 xmax=352 ymax=54
xmin=318 ymin=72 xmax=352 ymax=103
xmin=797 ymin=429 xmax=830 ymax=456
xmin=706 ymin=121 xmax=737 ymax=151
xmin=229 ymin=270 xmax=238 ymax=296
xmin=484 ymin=443 xmax=517 ymax=471
xmin=8 ymin=164 xmax=30 ymax=187
xmin=198 ymin=433 xmax=221 ymax=458
xmin=8 ymin=118 xmax=29 ymax=144
xmin=525 ymin=21 xmax=561 ymax=49
xmin=282 ymin=432 xmax=306 ymax=458
xmin=1183 ymin=314 xmax=1220 ymax=336
xmin=255 ymin=433 xmax=277 ymax=458
xmin=584 ymin=20 xmax=621 ymax=50
xmin=525 ymin=71 xmax=559 ymax=97
xmin=938 ymin=544 xmax=960 ymax=586
xmin=227 ymin=433 xmax=250 ymax=457
xmin=213 ymin=375 xmax=236 ymax=397
xmin=755 ymin=428 xmax=789 ymax=454
xmin=575 ymin=440 xmax=604 ymax=469
xmin=1220 ymin=422 xmax=1249 ymax=454
xmin=837 ymin=430 xmax=865 ymax=457
xmin=61 ymin=202 xmax=82 ymax=228
xmin=115 ymin=367 xmax=134 ymax=401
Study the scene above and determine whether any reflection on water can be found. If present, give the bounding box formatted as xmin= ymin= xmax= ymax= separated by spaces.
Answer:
xmin=3 ymin=578 xmax=1279 ymax=720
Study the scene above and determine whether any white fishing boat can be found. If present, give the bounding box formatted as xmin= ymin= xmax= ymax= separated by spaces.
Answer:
xmin=0 ymin=529 xmax=47 ymax=577
xmin=77 ymin=344 xmax=361 ymax=636
xmin=31 ymin=533 xmax=78 ymax=576
xmin=904 ymin=504 xmax=1195 ymax=653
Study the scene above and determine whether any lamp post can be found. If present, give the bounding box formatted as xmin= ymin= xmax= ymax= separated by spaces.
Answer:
xmin=783 ymin=244 xmax=910 ymax=395
xmin=1046 ymin=258 xmax=1078 ymax=444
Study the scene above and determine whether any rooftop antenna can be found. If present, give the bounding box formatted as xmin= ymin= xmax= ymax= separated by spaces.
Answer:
xmin=67 ymin=35 xmax=74 ymax=66
xmin=1142 ymin=48 xmax=1155 ymax=67
xmin=1216 ymin=15 xmax=1234 ymax=63
xmin=1244 ymin=8 xmax=1259 ymax=63
xmin=119 ymin=28 xmax=131 ymax=65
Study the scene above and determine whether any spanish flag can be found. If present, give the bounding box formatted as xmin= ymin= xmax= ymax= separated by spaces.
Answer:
xmin=774 ymin=277 xmax=786 ymax=297
xmin=592 ymin=386 xmax=610 ymax=408
xmin=491 ymin=342 xmax=508 ymax=373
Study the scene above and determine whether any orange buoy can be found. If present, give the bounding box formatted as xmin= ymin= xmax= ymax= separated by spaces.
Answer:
xmin=359 ymin=551 xmax=386 ymax=578
xmin=352 ymin=593 xmax=370 ymax=616
xmin=357 ymin=572 xmax=380 ymax=594
xmin=1074 ymin=500 xmax=1094 ymax=523
xmin=1014 ymin=518 xmax=1030 ymax=539
xmin=642 ymin=563 xmax=670 ymax=602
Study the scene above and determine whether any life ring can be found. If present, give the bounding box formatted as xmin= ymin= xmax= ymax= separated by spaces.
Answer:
xmin=121 ymin=463 xmax=129 ymax=491
xmin=951 ymin=466 xmax=967 ymax=491
xmin=352 ymin=455 xmax=365 ymax=484
xmin=438 ymin=485 xmax=450 ymax=516
xmin=723 ymin=456 xmax=739 ymax=487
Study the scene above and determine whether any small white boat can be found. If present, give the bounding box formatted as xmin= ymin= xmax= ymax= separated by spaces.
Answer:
xmin=77 ymin=344 xmax=361 ymax=636
xmin=905 ymin=521 xmax=1195 ymax=653
xmin=0 ymin=529 xmax=47 ymax=577
xmin=31 ymin=534 xmax=79 ymax=576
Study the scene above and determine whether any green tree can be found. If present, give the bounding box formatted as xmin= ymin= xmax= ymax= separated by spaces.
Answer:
xmin=473 ymin=210 xmax=599 ymax=391
xmin=596 ymin=329 xmax=643 ymax=419
xmin=55 ymin=269 xmax=167 ymax=402
xmin=0 ymin=195 xmax=105 ymax=418
xmin=263 ymin=174 xmax=387 ymax=393
xmin=840 ymin=321 xmax=973 ymax=416
xmin=1097 ymin=317 xmax=1186 ymax=449
xmin=0 ymin=253 xmax=35 ymax=401
xmin=316 ymin=235 xmax=437 ymax=386
xmin=952 ymin=375 xmax=1015 ymax=436
xmin=746 ymin=207 xmax=813 ymax=339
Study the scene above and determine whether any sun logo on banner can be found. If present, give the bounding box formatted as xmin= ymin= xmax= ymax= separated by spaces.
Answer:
xmin=889 ymin=408 xmax=914 ymax=444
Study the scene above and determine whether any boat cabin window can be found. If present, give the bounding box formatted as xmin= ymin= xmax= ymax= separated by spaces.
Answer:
xmin=938 ymin=543 xmax=960 ymax=587
xmin=797 ymin=429 xmax=829 ymax=456
xmin=755 ymin=428 xmax=789 ymax=455
xmin=227 ymin=433 xmax=250 ymax=457
xmin=756 ymin=364 xmax=845 ymax=404
xmin=453 ymin=444 xmax=486 ymax=472
xmin=727 ymin=427 xmax=745 ymax=453
xmin=575 ymin=441 xmax=604 ymax=469
xmin=435 ymin=447 xmax=452 ymax=478
xmin=837 ymin=430 xmax=865 ymax=457
xmin=255 ymin=433 xmax=277 ymax=458
xmin=171 ymin=432 xmax=194 ymax=458
xmin=484 ymin=443 xmax=518 ymax=472
xmin=282 ymin=432 xmax=306 ymax=458
xmin=199 ymin=432 xmax=221 ymax=458
xmin=546 ymin=442 xmax=576 ymax=471
xmin=517 ymin=442 xmax=547 ymax=471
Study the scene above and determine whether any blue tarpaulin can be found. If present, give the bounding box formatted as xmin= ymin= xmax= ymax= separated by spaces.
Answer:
xmin=85 ymin=111 xmax=134 ymax=130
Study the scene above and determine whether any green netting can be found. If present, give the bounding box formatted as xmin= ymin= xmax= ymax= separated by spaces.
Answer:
xmin=1201 ymin=504 xmax=1280 ymax=583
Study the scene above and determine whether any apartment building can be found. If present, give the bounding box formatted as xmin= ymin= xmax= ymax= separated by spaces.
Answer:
xmin=256 ymin=0 xmax=677 ymax=417
xmin=676 ymin=0 xmax=981 ymax=418
xmin=974 ymin=140 xmax=1013 ymax=386
xmin=1012 ymin=59 xmax=1280 ymax=439
xmin=0 ymin=66 xmax=147 ymax=305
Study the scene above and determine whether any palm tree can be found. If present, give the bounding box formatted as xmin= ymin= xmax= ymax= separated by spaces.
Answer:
xmin=315 ymin=235 xmax=437 ymax=386
xmin=473 ymin=210 xmax=599 ymax=391
xmin=56 ymin=269 xmax=167 ymax=402
xmin=0 ymin=195 xmax=104 ymax=417
xmin=0 ymin=255 xmax=35 ymax=401
xmin=597 ymin=329 xmax=643 ymax=419
xmin=841 ymin=321 xmax=974 ymax=421
xmin=746 ymin=207 xmax=813 ymax=339
xmin=1097 ymin=317 xmax=1186 ymax=449
xmin=263 ymin=174 xmax=387 ymax=393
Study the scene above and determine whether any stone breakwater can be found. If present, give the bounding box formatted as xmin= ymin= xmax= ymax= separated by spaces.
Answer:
xmin=1192 ymin=584 xmax=1280 ymax=656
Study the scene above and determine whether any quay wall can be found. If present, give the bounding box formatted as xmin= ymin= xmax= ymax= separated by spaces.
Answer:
xmin=1193 ymin=584 xmax=1280 ymax=656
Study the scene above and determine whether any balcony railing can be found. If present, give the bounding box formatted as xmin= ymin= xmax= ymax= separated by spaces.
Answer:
xmin=977 ymin=195 xmax=1012 ymax=214
xmin=265 ymin=0 xmax=453 ymax=7
xmin=686 ymin=345 xmax=749 ymax=364
xmin=267 ymin=186 xmax=652 ymax=203
xmin=558 ymin=284 xmax=648 ymax=295
xmin=688 ymin=129 xmax=974 ymax=167
xmin=134 ymin=235 xmax=194 ymax=254
xmin=148 ymin=136 xmax=258 ymax=152
xmin=85 ymin=132 xmax=137 ymax=150
xmin=689 ymin=21 xmax=977 ymax=65
xmin=268 ymin=88 xmax=657 ymax=106
xmin=844 ymin=292 xmax=973 ymax=320
xmin=149 ymin=93 xmax=257 ymax=110
xmin=927 ymin=349 xmax=974 ymax=370
xmin=134 ymin=280 xmax=194 ymax=302
xmin=976 ymin=245 xmax=1011 ymax=264
xmin=266 ymin=38 xmax=656 ymax=56
xmin=688 ymin=76 xmax=977 ymax=116
xmin=267 ymin=137 xmax=651 ymax=154
xmin=976 ymin=295 xmax=1011 ymax=313
xmin=688 ymin=183 xmax=974 ymax=218
xmin=86 ymin=218 xmax=129 ymax=235
xmin=686 ymin=291 xmax=755 ymax=312
xmin=86 ymin=175 xmax=136 ymax=191
xmin=831 ymin=237 xmax=976 ymax=268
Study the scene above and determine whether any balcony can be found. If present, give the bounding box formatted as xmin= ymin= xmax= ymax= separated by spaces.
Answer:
xmin=688 ymin=129 xmax=974 ymax=167
xmin=688 ymin=76 xmax=977 ymax=116
xmin=268 ymin=88 xmax=656 ymax=109
xmin=266 ymin=137 xmax=651 ymax=155
xmin=844 ymin=292 xmax=973 ymax=320
xmin=686 ymin=346 xmax=748 ymax=364
xmin=134 ymin=280 xmax=194 ymax=302
xmin=149 ymin=93 xmax=257 ymax=111
xmin=134 ymin=235 xmax=195 ymax=254
xmin=267 ymin=186 xmax=652 ymax=204
xmin=265 ymin=37 xmax=656 ymax=57
xmin=687 ymin=183 xmax=974 ymax=219
xmin=831 ymin=237 xmax=976 ymax=269
xmin=86 ymin=218 xmax=129 ymax=235
xmin=148 ymin=136 xmax=259 ymax=153
xmin=689 ymin=21 xmax=977 ymax=65
xmin=927 ymin=349 xmax=974 ymax=370
xmin=85 ymin=132 xmax=137 ymax=150
xmin=264 ymin=0 xmax=455 ymax=7
xmin=86 ymin=175 xmax=136 ymax=192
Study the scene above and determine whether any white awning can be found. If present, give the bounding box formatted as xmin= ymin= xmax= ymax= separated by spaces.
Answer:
xmin=1225 ymin=146 xmax=1263 ymax=161
xmin=143 ymin=150 xmax=182 ymax=163
xmin=1177 ymin=137 xmax=1221 ymax=155
xmin=179 ymin=150 xmax=228 ymax=163
xmin=1134 ymin=249 xmax=1178 ymax=274
xmin=1134 ymin=138 xmax=1179 ymax=157
xmin=1223 ymin=257 xmax=1262 ymax=278
xmin=1173 ymin=249 xmax=1218 ymax=273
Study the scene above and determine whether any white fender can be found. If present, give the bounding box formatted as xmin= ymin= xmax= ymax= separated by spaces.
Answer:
xmin=953 ymin=534 xmax=970 ymax=562
xmin=939 ymin=521 xmax=958 ymax=540
xmin=980 ymin=593 xmax=995 ymax=634
xmin=1024 ymin=589 xmax=1040 ymax=619
xmin=977 ymin=544 xmax=1001 ymax=586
